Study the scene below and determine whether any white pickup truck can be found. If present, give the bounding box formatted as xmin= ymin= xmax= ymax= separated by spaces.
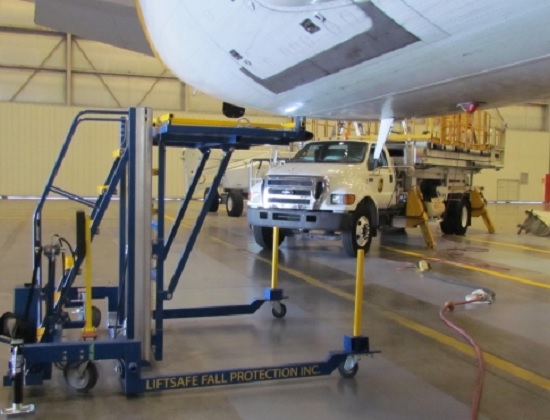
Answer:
xmin=247 ymin=138 xmax=503 ymax=257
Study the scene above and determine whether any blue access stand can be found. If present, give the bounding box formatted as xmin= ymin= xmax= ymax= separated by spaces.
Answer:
xmin=2 ymin=108 xmax=377 ymax=399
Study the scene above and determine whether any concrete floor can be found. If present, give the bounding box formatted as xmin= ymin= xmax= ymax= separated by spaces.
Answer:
xmin=0 ymin=200 xmax=550 ymax=419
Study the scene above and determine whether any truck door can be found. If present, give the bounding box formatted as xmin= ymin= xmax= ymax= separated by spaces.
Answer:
xmin=366 ymin=145 xmax=395 ymax=209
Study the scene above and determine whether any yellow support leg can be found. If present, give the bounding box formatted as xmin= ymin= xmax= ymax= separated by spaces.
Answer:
xmin=271 ymin=227 xmax=279 ymax=289
xmin=480 ymin=212 xmax=496 ymax=234
xmin=418 ymin=220 xmax=436 ymax=249
xmin=353 ymin=249 xmax=365 ymax=336
xmin=82 ymin=215 xmax=97 ymax=339
xmin=470 ymin=187 xmax=495 ymax=233
xmin=406 ymin=186 xmax=436 ymax=249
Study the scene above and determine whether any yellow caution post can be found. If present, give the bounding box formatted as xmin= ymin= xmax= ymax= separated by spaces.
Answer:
xmin=342 ymin=248 xmax=373 ymax=364
xmin=353 ymin=249 xmax=365 ymax=336
xmin=267 ymin=226 xmax=287 ymax=318
xmin=271 ymin=227 xmax=279 ymax=289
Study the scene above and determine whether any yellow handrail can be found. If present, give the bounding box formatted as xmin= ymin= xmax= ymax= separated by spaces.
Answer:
xmin=307 ymin=111 xmax=505 ymax=152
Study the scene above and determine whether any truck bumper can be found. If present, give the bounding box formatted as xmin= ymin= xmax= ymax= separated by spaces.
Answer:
xmin=247 ymin=208 xmax=349 ymax=231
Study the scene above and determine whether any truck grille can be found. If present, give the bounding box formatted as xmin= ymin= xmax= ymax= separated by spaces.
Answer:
xmin=262 ymin=176 xmax=326 ymax=210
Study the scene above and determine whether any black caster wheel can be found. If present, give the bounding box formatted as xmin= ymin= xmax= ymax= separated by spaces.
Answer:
xmin=91 ymin=305 xmax=102 ymax=328
xmin=271 ymin=302 xmax=287 ymax=319
xmin=338 ymin=359 xmax=359 ymax=378
xmin=64 ymin=361 xmax=98 ymax=393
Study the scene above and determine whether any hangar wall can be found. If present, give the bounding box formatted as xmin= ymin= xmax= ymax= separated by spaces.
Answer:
xmin=0 ymin=103 xmax=290 ymax=198
xmin=474 ymin=130 xmax=550 ymax=202
xmin=1 ymin=0 xmax=550 ymax=202
xmin=0 ymin=0 xmax=276 ymax=115
xmin=1 ymin=101 xmax=549 ymax=202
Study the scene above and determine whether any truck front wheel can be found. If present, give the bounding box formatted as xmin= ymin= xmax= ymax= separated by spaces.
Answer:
xmin=342 ymin=205 xmax=374 ymax=258
xmin=252 ymin=226 xmax=286 ymax=250
xmin=226 ymin=190 xmax=244 ymax=217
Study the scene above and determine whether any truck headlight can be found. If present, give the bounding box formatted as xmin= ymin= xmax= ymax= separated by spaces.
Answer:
xmin=330 ymin=194 xmax=355 ymax=205
xmin=248 ymin=190 xmax=261 ymax=203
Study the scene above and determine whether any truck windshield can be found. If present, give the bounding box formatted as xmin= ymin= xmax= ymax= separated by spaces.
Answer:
xmin=292 ymin=142 xmax=366 ymax=163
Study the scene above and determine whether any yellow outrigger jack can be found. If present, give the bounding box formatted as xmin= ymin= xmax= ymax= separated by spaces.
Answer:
xmin=470 ymin=187 xmax=495 ymax=234
xmin=403 ymin=186 xmax=495 ymax=249
xmin=405 ymin=185 xmax=437 ymax=249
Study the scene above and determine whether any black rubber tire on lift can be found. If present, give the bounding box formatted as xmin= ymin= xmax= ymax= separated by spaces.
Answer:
xmin=271 ymin=303 xmax=287 ymax=319
xmin=204 ymin=187 xmax=220 ymax=213
xmin=342 ymin=204 xmax=374 ymax=258
xmin=226 ymin=190 xmax=244 ymax=217
xmin=440 ymin=198 xmax=471 ymax=235
xmin=252 ymin=225 xmax=286 ymax=250
xmin=64 ymin=361 xmax=99 ymax=393
xmin=338 ymin=360 xmax=359 ymax=378
xmin=91 ymin=305 xmax=101 ymax=328
xmin=439 ymin=214 xmax=454 ymax=235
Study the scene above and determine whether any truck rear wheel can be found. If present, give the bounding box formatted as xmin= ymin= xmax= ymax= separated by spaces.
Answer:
xmin=342 ymin=205 xmax=374 ymax=257
xmin=252 ymin=226 xmax=286 ymax=250
xmin=204 ymin=187 xmax=220 ymax=213
xmin=441 ymin=198 xmax=471 ymax=235
xmin=226 ymin=190 xmax=244 ymax=217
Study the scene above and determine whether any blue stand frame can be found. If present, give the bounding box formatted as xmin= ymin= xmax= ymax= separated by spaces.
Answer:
xmin=3 ymin=108 xmax=377 ymax=396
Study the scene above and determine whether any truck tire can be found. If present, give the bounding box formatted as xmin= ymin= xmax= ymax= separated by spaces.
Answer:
xmin=441 ymin=198 xmax=471 ymax=235
xmin=342 ymin=204 xmax=374 ymax=258
xmin=204 ymin=187 xmax=220 ymax=213
xmin=226 ymin=190 xmax=244 ymax=217
xmin=252 ymin=226 xmax=286 ymax=250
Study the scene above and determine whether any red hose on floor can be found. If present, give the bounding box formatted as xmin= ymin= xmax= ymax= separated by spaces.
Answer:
xmin=440 ymin=299 xmax=486 ymax=420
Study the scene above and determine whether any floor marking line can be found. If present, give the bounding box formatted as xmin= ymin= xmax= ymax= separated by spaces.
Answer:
xmin=252 ymin=254 xmax=550 ymax=393
xmin=454 ymin=236 xmax=550 ymax=255
xmin=383 ymin=246 xmax=550 ymax=290
xmin=163 ymin=214 xmax=192 ymax=228
xmin=173 ymin=221 xmax=550 ymax=392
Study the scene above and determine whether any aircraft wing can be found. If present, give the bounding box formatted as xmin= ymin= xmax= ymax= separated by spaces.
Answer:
xmin=34 ymin=0 xmax=153 ymax=56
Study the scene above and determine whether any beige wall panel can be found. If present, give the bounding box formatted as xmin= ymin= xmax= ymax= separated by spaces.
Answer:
xmin=0 ymin=69 xmax=30 ymax=101
xmin=493 ymin=105 xmax=547 ymax=131
xmin=53 ymin=122 xmax=120 ymax=198
xmin=0 ymin=103 xmax=291 ymax=199
xmin=0 ymin=32 xmax=65 ymax=68
xmin=0 ymin=0 xmax=37 ymax=27
xmin=474 ymin=130 xmax=550 ymax=202
xmin=71 ymin=74 xmax=183 ymax=109
xmin=6 ymin=102 xmax=547 ymax=203
xmin=138 ymin=80 xmax=184 ymax=110
xmin=0 ymin=103 xmax=120 ymax=197
xmin=72 ymin=39 xmax=166 ymax=76
xmin=71 ymin=74 xmax=122 ymax=108
xmin=2 ymin=70 xmax=66 ymax=104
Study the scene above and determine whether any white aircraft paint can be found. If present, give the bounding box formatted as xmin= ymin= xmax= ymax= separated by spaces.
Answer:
xmin=34 ymin=0 xmax=550 ymax=120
